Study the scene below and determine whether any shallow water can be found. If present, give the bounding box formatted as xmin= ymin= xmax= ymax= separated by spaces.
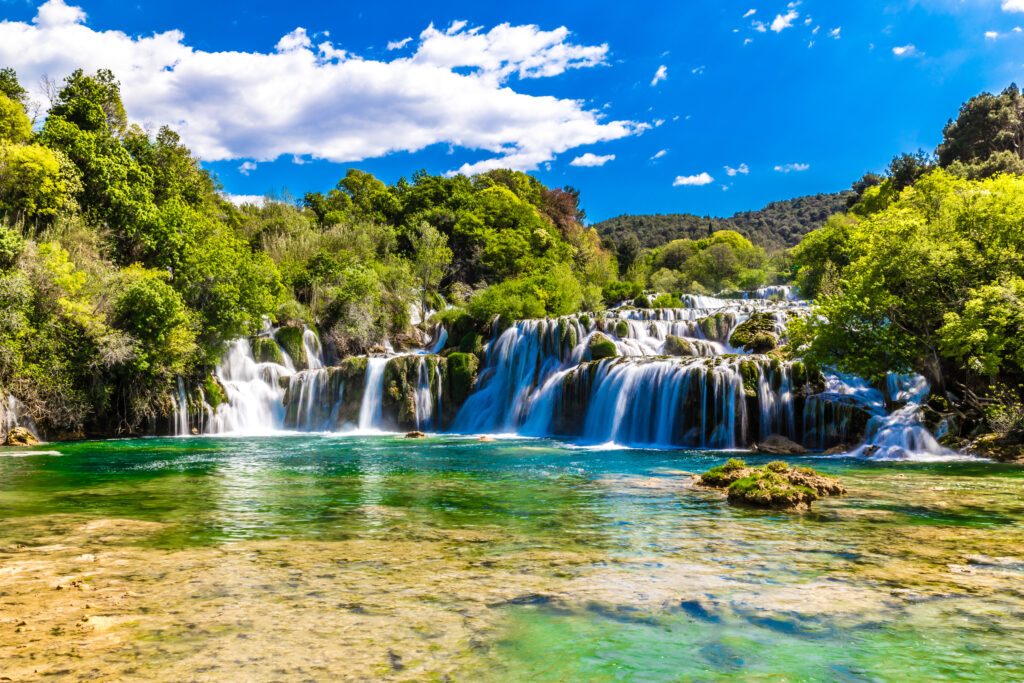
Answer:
xmin=1 ymin=436 xmax=1022 ymax=681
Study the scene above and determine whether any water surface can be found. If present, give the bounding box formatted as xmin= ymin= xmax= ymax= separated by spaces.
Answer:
xmin=1 ymin=436 xmax=1022 ymax=681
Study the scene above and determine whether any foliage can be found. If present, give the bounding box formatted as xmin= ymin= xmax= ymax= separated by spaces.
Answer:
xmin=594 ymin=192 xmax=852 ymax=254
xmin=793 ymin=170 xmax=1024 ymax=391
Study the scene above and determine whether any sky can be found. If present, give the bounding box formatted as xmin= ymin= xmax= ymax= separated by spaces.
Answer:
xmin=1 ymin=0 xmax=1023 ymax=222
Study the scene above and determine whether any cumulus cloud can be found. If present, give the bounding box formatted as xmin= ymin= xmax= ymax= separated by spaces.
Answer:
xmin=892 ymin=44 xmax=919 ymax=57
xmin=223 ymin=193 xmax=268 ymax=207
xmin=650 ymin=149 xmax=667 ymax=160
xmin=724 ymin=163 xmax=749 ymax=176
xmin=673 ymin=172 xmax=714 ymax=186
xmin=774 ymin=162 xmax=810 ymax=173
xmin=569 ymin=152 xmax=615 ymax=167
xmin=985 ymin=30 xmax=1000 ymax=40
xmin=651 ymin=64 xmax=668 ymax=86
xmin=829 ymin=27 xmax=841 ymax=39
xmin=1003 ymin=0 xmax=1024 ymax=11
xmin=0 ymin=1 xmax=640 ymax=176
xmin=771 ymin=10 xmax=800 ymax=32
xmin=387 ymin=36 xmax=412 ymax=50
xmin=238 ymin=160 xmax=257 ymax=175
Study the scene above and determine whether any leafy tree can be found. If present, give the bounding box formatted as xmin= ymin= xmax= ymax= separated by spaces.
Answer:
xmin=409 ymin=222 xmax=452 ymax=313
xmin=0 ymin=92 xmax=31 ymax=143
xmin=0 ymin=68 xmax=28 ymax=108
xmin=937 ymin=84 xmax=1024 ymax=174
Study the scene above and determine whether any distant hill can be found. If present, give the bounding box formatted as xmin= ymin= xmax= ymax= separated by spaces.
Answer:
xmin=592 ymin=192 xmax=853 ymax=252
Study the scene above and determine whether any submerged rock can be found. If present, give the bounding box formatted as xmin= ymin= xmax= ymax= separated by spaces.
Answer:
xmin=753 ymin=434 xmax=808 ymax=455
xmin=697 ymin=459 xmax=845 ymax=511
xmin=5 ymin=427 xmax=38 ymax=447
xmin=405 ymin=431 xmax=427 ymax=439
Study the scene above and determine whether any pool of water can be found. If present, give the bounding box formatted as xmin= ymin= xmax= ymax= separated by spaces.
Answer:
xmin=1 ymin=435 xmax=1022 ymax=680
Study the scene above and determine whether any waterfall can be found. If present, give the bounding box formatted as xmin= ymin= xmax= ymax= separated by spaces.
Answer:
xmin=0 ymin=392 xmax=38 ymax=439
xmin=167 ymin=290 xmax=958 ymax=460
xmin=357 ymin=357 xmax=388 ymax=432
xmin=173 ymin=377 xmax=190 ymax=436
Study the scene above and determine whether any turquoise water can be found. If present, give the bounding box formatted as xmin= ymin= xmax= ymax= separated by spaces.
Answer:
xmin=1 ymin=436 xmax=1022 ymax=681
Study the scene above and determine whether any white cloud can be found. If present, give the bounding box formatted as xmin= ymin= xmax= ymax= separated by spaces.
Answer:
xmin=892 ymin=44 xmax=919 ymax=57
xmin=0 ymin=2 xmax=640 ymax=176
xmin=752 ymin=20 xmax=768 ymax=33
xmin=743 ymin=38 xmax=754 ymax=45
xmin=223 ymin=193 xmax=268 ymax=207
xmin=985 ymin=30 xmax=1000 ymax=40
xmin=691 ymin=65 xmax=705 ymax=75
xmin=724 ymin=163 xmax=749 ymax=176
xmin=569 ymin=152 xmax=615 ymax=167
xmin=743 ymin=9 xmax=757 ymax=18
xmin=829 ymin=27 xmax=841 ymax=39
xmin=771 ymin=10 xmax=800 ymax=32
xmin=238 ymin=160 xmax=257 ymax=175
xmin=651 ymin=149 xmax=667 ymax=160
xmin=651 ymin=64 xmax=668 ymax=86
xmin=387 ymin=36 xmax=412 ymax=50
xmin=774 ymin=162 xmax=810 ymax=173
xmin=673 ymin=172 xmax=714 ymax=186
xmin=1003 ymin=0 xmax=1024 ymax=11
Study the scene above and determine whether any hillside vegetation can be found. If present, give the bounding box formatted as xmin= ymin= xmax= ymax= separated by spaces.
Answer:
xmin=593 ymin=192 xmax=852 ymax=254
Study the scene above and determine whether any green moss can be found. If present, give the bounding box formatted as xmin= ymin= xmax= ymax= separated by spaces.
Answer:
xmin=588 ymin=333 xmax=618 ymax=360
xmin=663 ymin=335 xmax=695 ymax=357
xmin=578 ymin=314 xmax=590 ymax=329
xmin=274 ymin=326 xmax=307 ymax=370
xmin=633 ymin=295 xmax=651 ymax=308
xmin=699 ymin=459 xmax=845 ymax=511
xmin=446 ymin=352 xmax=479 ymax=407
xmin=252 ymin=337 xmax=284 ymax=365
xmin=729 ymin=313 xmax=779 ymax=353
xmin=738 ymin=359 xmax=760 ymax=397
xmin=458 ymin=332 xmax=484 ymax=356
xmin=202 ymin=374 xmax=227 ymax=409
xmin=614 ymin=320 xmax=630 ymax=338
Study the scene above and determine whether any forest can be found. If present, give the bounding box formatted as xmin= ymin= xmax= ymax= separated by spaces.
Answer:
xmin=0 ymin=66 xmax=1022 ymax=455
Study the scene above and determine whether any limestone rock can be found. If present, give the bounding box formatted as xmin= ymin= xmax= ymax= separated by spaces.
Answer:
xmin=753 ymin=434 xmax=808 ymax=455
xmin=5 ymin=427 xmax=38 ymax=447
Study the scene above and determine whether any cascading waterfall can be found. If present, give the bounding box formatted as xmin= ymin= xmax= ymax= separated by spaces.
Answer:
xmin=0 ymin=392 xmax=37 ymax=439
xmin=357 ymin=358 xmax=388 ymax=432
xmin=170 ymin=291 xmax=957 ymax=460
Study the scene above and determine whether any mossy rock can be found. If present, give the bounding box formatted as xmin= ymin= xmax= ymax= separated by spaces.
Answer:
xmin=578 ymin=314 xmax=591 ymax=329
xmin=729 ymin=313 xmax=779 ymax=353
xmin=202 ymin=374 xmax=228 ymax=409
xmin=4 ymin=427 xmax=38 ymax=447
xmin=458 ymin=331 xmax=484 ymax=356
xmin=738 ymin=359 xmax=760 ymax=397
xmin=663 ymin=335 xmax=695 ymax=357
xmin=274 ymin=326 xmax=307 ymax=370
xmin=446 ymin=352 xmax=479 ymax=408
xmin=633 ymin=295 xmax=651 ymax=308
xmin=698 ymin=459 xmax=845 ymax=511
xmin=588 ymin=333 xmax=618 ymax=360
xmin=252 ymin=337 xmax=284 ymax=365
xmin=614 ymin=320 xmax=630 ymax=338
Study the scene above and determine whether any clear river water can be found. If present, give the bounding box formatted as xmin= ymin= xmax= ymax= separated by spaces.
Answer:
xmin=1 ymin=434 xmax=1022 ymax=681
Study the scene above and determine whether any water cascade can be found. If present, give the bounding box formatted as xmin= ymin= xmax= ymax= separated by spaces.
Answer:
xmin=170 ymin=293 xmax=955 ymax=459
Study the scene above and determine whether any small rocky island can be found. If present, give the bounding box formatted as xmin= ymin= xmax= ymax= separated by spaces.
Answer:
xmin=697 ymin=458 xmax=846 ymax=511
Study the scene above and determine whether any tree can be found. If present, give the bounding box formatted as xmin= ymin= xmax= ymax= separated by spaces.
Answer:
xmin=409 ymin=222 xmax=452 ymax=314
xmin=937 ymin=84 xmax=1024 ymax=173
xmin=0 ymin=93 xmax=31 ymax=144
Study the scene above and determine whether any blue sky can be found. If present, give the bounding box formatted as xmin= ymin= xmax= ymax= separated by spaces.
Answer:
xmin=1 ymin=0 xmax=1023 ymax=222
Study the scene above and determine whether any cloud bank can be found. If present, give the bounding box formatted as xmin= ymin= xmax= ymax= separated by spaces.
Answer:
xmin=0 ymin=0 xmax=642 ymax=175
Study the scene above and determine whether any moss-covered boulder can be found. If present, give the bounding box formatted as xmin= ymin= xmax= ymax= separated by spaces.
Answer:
xmin=588 ymin=333 xmax=618 ymax=360
xmin=274 ymin=326 xmax=307 ymax=370
xmin=252 ymin=337 xmax=285 ymax=365
xmin=202 ymin=374 xmax=228 ymax=409
xmin=729 ymin=313 xmax=779 ymax=353
xmin=697 ymin=312 xmax=736 ymax=343
xmin=663 ymin=335 xmax=695 ymax=357
xmin=4 ymin=427 xmax=38 ymax=447
xmin=445 ymin=352 xmax=479 ymax=412
xmin=738 ymin=359 xmax=760 ymax=397
xmin=697 ymin=459 xmax=845 ymax=511
xmin=614 ymin=320 xmax=630 ymax=338
xmin=382 ymin=355 xmax=427 ymax=430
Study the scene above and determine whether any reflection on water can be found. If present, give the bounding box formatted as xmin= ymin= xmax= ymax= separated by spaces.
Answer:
xmin=0 ymin=436 xmax=1022 ymax=681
